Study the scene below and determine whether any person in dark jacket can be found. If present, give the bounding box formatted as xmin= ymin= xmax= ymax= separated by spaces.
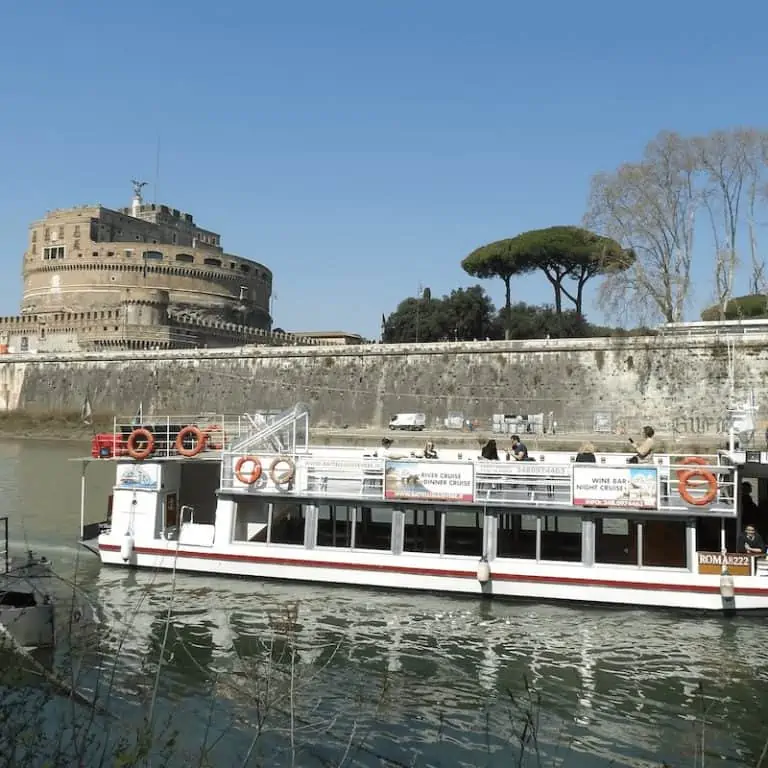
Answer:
xmin=737 ymin=524 xmax=766 ymax=555
xmin=575 ymin=442 xmax=597 ymax=463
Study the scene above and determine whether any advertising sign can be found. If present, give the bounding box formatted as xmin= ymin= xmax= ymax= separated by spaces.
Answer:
xmin=116 ymin=463 xmax=159 ymax=490
xmin=572 ymin=465 xmax=657 ymax=509
xmin=384 ymin=460 xmax=474 ymax=502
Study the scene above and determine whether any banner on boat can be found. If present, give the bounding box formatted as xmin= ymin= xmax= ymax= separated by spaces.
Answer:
xmin=384 ymin=460 xmax=474 ymax=502
xmin=572 ymin=465 xmax=658 ymax=509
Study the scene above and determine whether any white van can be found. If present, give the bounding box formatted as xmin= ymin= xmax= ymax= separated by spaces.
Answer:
xmin=388 ymin=413 xmax=427 ymax=431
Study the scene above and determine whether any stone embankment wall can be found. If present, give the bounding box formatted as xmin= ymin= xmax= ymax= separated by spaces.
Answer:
xmin=0 ymin=330 xmax=763 ymax=438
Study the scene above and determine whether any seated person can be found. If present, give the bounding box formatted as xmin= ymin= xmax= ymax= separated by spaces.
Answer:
xmin=480 ymin=439 xmax=499 ymax=460
xmin=737 ymin=524 xmax=766 ymax=555
xmin=510 ymin=434 xmax=529 ymax=461
xmin=575 ymin=442 xmax=597 ymax=463
xmin=422 ymin=441 xmax=438 ymax=459
xmin=626 ymin=426 xmax=655 ymax=464
xmin=375 ymin=437 xmax=409 ymax=460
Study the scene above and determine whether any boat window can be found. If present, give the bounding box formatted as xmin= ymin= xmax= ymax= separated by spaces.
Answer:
xmin=540 ymin=515 xmax=582 ymax=563
xmin=270 ymin=502 xmax=306 ymax=546
xmin=232 ymin=498 xmax=269 ymax=543
xmin=355 ymin=506 xmax=392 ymax=551
xmin=497 ymin=512 xmax=536 ymax=560
xmin=443 ymin=510 xmax=484 ymax=557
xmin=404 ymin=509 xmax=441 ymax=554
xmin=595 ymin=518 xmax=637 ymax=566
xmin=317 ymin=505 xmax=354 ymax=548
xmin=642 ymin=519 xmax=687 ymax=568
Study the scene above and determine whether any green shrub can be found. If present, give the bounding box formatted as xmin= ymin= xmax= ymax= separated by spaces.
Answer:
xmin=701 ymin=294 xmax=768 ymax=321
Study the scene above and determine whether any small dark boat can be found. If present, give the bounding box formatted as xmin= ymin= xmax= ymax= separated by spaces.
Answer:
xmin=0 ymin=517 xmax=55 ymax=649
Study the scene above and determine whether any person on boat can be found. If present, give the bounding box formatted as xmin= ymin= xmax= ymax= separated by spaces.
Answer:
xmin=378 ymin=437 xmax=409 ymax=460
xmin=480 ymin=439 xmax=499 ymax=460
xmin=741 ymin=481 xmax=760 ymax=528
xmin=509 ymin=434 xmax=529 ymax=461
xmin=626 ymin=426 xmax=655 ymax=464
xmin=422 ymin=441 xmax=438 ymax=459
xmin=575 ymin=442 xmax=597 ymax=463
xmin=736 ymin=524 xmax=766 ymax=556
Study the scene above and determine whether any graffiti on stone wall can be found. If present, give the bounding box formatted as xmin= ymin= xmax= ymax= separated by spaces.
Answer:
xmin=671 ymin=415 xmax=729 ymax=435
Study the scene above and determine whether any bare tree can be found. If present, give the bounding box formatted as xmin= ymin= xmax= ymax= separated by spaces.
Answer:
xmin=743 ymin=130 xmax=768 ymax=294
xmin=694 ymin=130 xmax=750 ymax=318
xmin=585 ymin=131 xmax=699 ymax=324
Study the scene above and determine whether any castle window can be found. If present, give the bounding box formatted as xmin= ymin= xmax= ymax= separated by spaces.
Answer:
xmin=107 ymin=251 xmax=114 ymax=257
xmin=204 ymin=258 xmax=222 ymax=267
xmin=74 ymin=225 xmax=80 ymax=237
xmin=31 ymin=244 xmax=36 ymax=255
xmin=20 ymin=337 xmax=28 ymax=352
xmin=175 ymin=253 xmax=194 ymax=263
xmin=124 ymin=249 xmax=134 ymax=257
xmin=239 ymin=264 xmax=250 ymax=274
xmin=74 ymin=240 xmax=80 ymax=249
xmin=143 ymin=250 xmax=163 ymax=261
xmin=31 ymin=230 xmax=37 ymax=242
xmin=92 ymin=251 xmax=98 ymax=257
xmin=43 ymin=246 xmax=65 ymax=260
xmin=44 ymin=228 xmax=50 ymax=241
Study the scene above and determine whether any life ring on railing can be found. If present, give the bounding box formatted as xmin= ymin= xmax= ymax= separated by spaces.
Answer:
xmin=126 ymin=428 xmax=155 ymax=460
xmin=175 ymin=425 xmax=205 ymax=457
xmin=679 ymin=468 xmax=718 ymax=506
xmin=676 ymin=456 xmax=708 ymax=483
xmin=235 ymin=455 xmax=262 ymax=485
xmin=270 ymin=456 xmax=296 ymax=487
xmin=204 ymin=423 xmax=225 ymax=450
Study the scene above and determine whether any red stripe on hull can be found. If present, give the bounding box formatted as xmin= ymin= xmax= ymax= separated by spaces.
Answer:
xmin=98 ymin=543 xmax=768 ymax=597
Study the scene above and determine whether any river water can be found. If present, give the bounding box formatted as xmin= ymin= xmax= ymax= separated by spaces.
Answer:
xmin=2 ymin=438 xmax=768 ymax=767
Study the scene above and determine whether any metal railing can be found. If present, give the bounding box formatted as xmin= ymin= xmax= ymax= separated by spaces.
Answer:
xmin=231 ymin=403 xmax=310 ymax=455
xmin=1 ymin=516 xmax=8 ymax=574
xmin=218 ymin=454 xmax=738 ymax=517
xmin=94 ymin=413 xmax=270 ymax=459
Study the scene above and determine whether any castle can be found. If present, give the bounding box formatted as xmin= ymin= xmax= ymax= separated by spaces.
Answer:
xmin=2 ymin=183 xmax=328 ymax=352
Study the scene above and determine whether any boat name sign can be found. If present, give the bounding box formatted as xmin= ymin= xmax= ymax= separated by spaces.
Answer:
xmin=572 ymin=465 xmax=658 ymax=509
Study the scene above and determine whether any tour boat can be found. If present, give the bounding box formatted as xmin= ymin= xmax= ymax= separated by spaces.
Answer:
xmin=75 ymin=403 xmax=768 ymax=612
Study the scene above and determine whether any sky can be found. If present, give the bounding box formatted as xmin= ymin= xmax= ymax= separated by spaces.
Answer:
xmin=1 ymin=0 xmax=767 ymax=338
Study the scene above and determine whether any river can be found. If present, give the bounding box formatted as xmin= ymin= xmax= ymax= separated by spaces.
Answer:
xmin=1 ymin=438 xmax=767 ymax=767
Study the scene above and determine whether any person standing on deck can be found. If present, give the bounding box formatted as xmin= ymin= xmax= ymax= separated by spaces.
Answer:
xmin=627 ymin=426 xmax=655 ymax=464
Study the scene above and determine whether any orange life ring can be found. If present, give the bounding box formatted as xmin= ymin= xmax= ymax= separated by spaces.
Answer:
xmin=269 ymin=456 xmax=296 ymax=486
xmin=676 ymin=456 xmax=708 ymax=483
xmin=175 ymin=425 xmax=205 ymax=457
xmin=126 ymin=427 xmax=155 ymax=460
xmin=679 ymin=468 xmax=718 ymax=506
xmin=235 ymin=455 xmax=262 ymax=485
xmin=204 ymin=423 xmax=225 ymax=450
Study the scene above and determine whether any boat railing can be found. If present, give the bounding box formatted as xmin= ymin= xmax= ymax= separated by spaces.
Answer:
xmin=219 ymin=454 xmax=738 ymax=516
xmin=231 ymin=403 xmax=310 ymax=455
xmin=96 ymin=414 xmax=258 ymax=458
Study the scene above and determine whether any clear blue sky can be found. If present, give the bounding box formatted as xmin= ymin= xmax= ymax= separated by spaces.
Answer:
xmin=1 ymin=0 xmax=766 ymax=338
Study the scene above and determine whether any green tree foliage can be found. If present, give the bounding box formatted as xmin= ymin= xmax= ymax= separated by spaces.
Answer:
xmin=383 ymin=285 xmax=498 ymax=343
xmin=382 ymin=289 xmax=599 ymax=343
xmin=700 ymin=294 xmax=768 ymax=321
xmin=460 ymin=241 xmax=535 ymax=325
xmin=500 ymin=302 xmax=593 ymax=339
xmin=465 ymin=227 xmax=632 ymax=318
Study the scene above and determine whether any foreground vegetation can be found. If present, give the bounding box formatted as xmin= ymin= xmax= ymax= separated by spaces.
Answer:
xmin=1 ymin=571 xmax=767 ymax=767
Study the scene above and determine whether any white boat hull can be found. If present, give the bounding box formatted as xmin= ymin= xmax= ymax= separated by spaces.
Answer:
xmin=97 ymin=541 xmax=768 ymax=612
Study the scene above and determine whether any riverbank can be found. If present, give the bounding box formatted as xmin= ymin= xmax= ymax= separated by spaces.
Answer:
xmin=0 ymin=411 xmax=732 ymax=454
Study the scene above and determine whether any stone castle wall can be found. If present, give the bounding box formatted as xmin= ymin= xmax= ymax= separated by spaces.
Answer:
xmin=0 ymin=330 xmax=763 ymax=438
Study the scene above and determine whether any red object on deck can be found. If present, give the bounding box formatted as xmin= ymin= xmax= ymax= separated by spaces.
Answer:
xmin=91 ymin=433 xmax=127 ymax=458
